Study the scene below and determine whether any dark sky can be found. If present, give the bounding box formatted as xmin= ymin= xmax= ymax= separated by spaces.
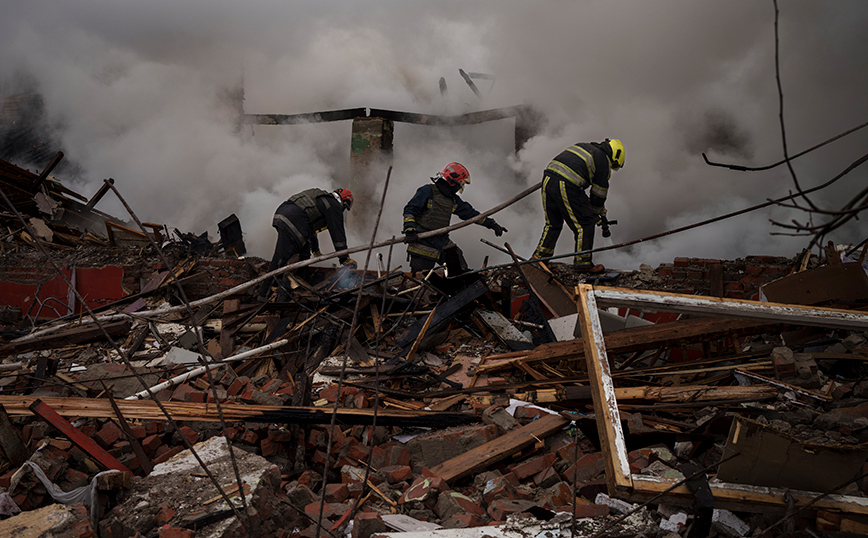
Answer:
xmin=1 ymin=1 xmax=866 ymax=268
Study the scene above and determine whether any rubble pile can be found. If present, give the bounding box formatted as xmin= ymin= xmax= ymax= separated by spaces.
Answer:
xmin=1 ymin=155 xmax=868 ymax=537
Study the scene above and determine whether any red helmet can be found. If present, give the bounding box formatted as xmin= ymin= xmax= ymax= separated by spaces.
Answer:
xmin=438 ymin=162 xmax=470 ymax=187
xmin=334 ymin=188 xmax=353 ymax=211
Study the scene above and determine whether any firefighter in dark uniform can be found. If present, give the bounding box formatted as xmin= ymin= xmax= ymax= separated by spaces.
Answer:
xmin=257 ymin=187 xmax=356 ymax=302
xmin=402 ymin=162 xmax=507 ymax=275
xmin=532 ymin=139 xmax=625 ymax=273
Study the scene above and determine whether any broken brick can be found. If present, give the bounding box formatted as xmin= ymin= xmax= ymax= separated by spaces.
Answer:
xmin=511 ymin=453 xmax=556 ymax=480
xmin=352 ymin=511 xmax=386 ymax=538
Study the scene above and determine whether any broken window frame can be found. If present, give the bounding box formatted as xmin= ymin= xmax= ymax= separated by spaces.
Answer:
xmin=575 ymin=284 xmax=868 ymax=515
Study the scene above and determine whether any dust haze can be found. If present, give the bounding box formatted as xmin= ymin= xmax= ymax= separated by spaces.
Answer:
xmin=1 ymin=1 xmax=866 ymax=270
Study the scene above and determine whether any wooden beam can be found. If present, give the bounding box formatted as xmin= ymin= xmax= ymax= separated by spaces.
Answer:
xmin=630 ymin=475 xmax=868 ymax=516
xmin=426 ymin=412 xmax=568 ymax=484
xmin=478 ymin=317 xmax=788 ymax=374
xmin=29 ymin=399 xmax=131 ymax=474
xmin=0 ymin=320 xmax=131 ymax=355
xmin=576 ymin=284 xmax=632 ymax=493
xmin=3 ymin=396 xmax=479 ymax=428
xmin=593 ymin=286 xmax=868 ymax=330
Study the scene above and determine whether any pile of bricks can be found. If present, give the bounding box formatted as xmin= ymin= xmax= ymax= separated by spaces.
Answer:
xmin=655 ymin=255 xmax=793 ymax=299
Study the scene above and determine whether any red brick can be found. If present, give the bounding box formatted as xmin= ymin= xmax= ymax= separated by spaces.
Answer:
xmin=352 ymin=393 xmax=369 ymax=409
xmin=400 ymin=477 xmax=434 ymax=504
xmin=574 ymin=503 xmax=610 ymax=518
xmin=481 ymin=475 xmax=517 ymax=504
xmin=346 ymin=444 xmax=370 ymax=463
xmin=239 ymin=430 xmax=259 ymax=445
xmin=145 ymin=421 xmax=164 ymax=435
xmin=304 ymin=502 xmax=350 ymax=520
xmin=540 ymin=482 xmax=573 ymax=508
xmin=156 ymin=503 xmax=176 ymax=525
xmin=673 ymin=257 xmax=689 ymax=268
xmin=226 ymin=378 xmax=245 ymax=396
xmin=556 ymin=441 xmax=582 ymax=463
xmin=353 ymin=511 xmax=387 ymax=538
xmin=657 ymin=267 xmax=673 ymax=277
xmin=141 ymin=434 xmax=162 ymax=454
xmin=513 ymin=406 xmax=546 ymax=423
xmin=177 ymin=426 xmax=200 ymax=446
xmin=387 ymin=445 xmax=411 ymax=467
xmin=573 ymin=453 xmax=606 ymax=483
xmin=158 ymin=527 xmax=194 ymax=538
xmin=487 ymin=499 xmax=536 ymax=522
xmin=534 ymin=466 xmax=561 ymax=488
xmin=325 ymin=483 xmax=349 ymax=503
xmin=511 ymin=453 xmax=556 ymax=480
xmin=436 ymin=491 xmax=486 ymax=520
xmin=94 ymin=422 xmax=122 ymax=448
xmin=261 ymin=438 xmax=277 ymax=457
xmin=170 ymin=384 xmax=196 ymax=402
xmin=153 ymin=446 xmax=184 ymax=464
xmin=441 ymin=513 xmax=487 ymax=528
xmin=381 ymin=465 xmax=413 ymax=484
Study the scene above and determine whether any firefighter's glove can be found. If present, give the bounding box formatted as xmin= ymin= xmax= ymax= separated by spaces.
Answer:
xmin=488 ymin=221 xmax=508 ymax=237
xmin=342 ymin=258 xmax=358 ymax=268
xmin=312 ymin=250 xmax=323 ymax=258
xmin=403 ymin=230 xmax=419 ymax=244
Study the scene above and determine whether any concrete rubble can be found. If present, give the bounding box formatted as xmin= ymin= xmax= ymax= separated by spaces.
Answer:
xmin=1 ymin=154 xmax=868 ymax=538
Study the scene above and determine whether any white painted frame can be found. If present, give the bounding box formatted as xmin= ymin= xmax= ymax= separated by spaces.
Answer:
xmin=575 ymin=284 xmax=868 ymax=515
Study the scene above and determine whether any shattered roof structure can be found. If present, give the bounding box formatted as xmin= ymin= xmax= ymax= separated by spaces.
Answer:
xmin=2 ymin=152 xmax=868 ymax=538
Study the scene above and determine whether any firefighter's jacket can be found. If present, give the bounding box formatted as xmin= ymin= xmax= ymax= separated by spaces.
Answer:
xmin=545 ymin=142 xmax=611 ymax=213
xmin=402 ymin=181 xmax=492 ymax=261
xmin=273 ymin=188 xmax=348 ymax=262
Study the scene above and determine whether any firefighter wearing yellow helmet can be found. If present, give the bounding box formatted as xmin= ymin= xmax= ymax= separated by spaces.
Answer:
xmin=532 ymin=138 xmax=625 ymax=273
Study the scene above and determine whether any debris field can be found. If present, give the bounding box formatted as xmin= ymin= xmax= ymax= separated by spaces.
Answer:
xmin=2 ymin=155 xmax=868 ymax=538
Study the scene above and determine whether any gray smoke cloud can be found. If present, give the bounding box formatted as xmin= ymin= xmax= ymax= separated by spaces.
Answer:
xmin=1 ymin=1 xmax=866 ymax=270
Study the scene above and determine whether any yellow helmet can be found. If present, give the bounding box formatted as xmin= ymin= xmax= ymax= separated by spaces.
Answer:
xmin=605 ymin=139 xmax=625 ymax=169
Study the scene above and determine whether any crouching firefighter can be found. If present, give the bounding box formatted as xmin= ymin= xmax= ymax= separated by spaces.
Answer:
xmin=402 ymin=162 xmax=507 ymax=276
xmin=257 ymin=187 xmax=356 ymax=302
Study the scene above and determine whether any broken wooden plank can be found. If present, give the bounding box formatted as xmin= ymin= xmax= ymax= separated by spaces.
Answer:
xmin=511 ymin=384 xmax=778 ymax=404
xmin=3 ymin=396 xmax=480 ymax=428
xmin=394 ymin=280 xmax=489 ymax=349
xmin=478 ymin=317 xmax=790 ymax=374
xmin=426 ymin=412 xmax=568 ymax=484
xmin=29 ymin=399 xmax=132 ymax=474
xmin=522 ymin=261 xmax=577 ymax=317
xmin=106 ymin=392 xmax=153 ymax=475
xmin=592 ymin=286 xmax=868 ymax=330
xmin=629 ymin=475 xmax=868 ymax=516
xmin=0 ymin=320 xmax=132 ymax=355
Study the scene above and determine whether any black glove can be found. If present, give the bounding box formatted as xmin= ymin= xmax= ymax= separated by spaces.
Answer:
xmin=403 ymin=230 xmax=419 ymax=244
xmin=489 ymin=221 xmax=507 ymax=237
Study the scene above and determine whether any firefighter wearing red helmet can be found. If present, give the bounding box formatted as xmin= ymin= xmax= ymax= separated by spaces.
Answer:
xmin=258 ymin=187 xmax=355 ymax=302
xmin=402 ymin=162 xmax=507 ymax=275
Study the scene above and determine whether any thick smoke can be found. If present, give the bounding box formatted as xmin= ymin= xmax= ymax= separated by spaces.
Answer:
xmin=1 ymin=1 xmax=866 ymax=270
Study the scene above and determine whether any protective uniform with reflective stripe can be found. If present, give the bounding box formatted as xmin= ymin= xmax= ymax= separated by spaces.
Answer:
xmin=260 ymin=188 xmax=349 ymax=300
xmin=534 ymin=142 xmax=612 ymax=266
xmin=545 ymin=142 xmax=610 ymax=212
xmin=402 ymin=181 xmax=489 ymax=270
